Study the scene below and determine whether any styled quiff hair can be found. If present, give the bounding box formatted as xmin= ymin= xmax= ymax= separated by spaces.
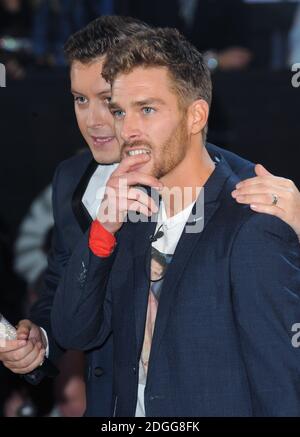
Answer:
xmin=102 ymin=27 xmax=212 ymax=108
xmin=102 ymin=27 xmax=212 ymax=140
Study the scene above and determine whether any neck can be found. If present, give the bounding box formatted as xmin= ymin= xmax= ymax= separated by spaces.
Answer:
xmin=160 ymin=139 xmax=215 ymax=218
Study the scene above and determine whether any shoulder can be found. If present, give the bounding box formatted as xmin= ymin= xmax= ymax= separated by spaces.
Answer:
xmin=218 ymin=171 xmax=299 ymax=252
xmin=54 ymin=149 xmax=93 ymax=182
xmin=207 ymin=142 xmax=255 ymax=180
xmin=232 ymin=211 xmax=300 ymax=257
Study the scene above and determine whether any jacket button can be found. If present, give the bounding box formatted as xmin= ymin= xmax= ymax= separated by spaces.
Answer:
xmin=133 ymin=366 xmax=137 ymax=374
xmin=94 ymin=367 xmax=104 ymax=377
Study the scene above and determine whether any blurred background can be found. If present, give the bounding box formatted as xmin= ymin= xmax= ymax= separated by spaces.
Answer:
xmin=0 ymin=0 xmax=300 ymax=416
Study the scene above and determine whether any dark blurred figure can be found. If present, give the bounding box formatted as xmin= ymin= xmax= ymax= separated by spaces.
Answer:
xmin=49 ymin=350 xmax=86 ymax=417
xmin=180 ymin=1 xmax=252 ymax=144
xmin=0 ymin=217 xmax=25 ymax=334
xmin=32 ymin=1 xmax=114 ymax=66
xmin=0 ymin=0 xmax=33 ymax=79
xmin=0 ymin=217 xmax=28 ymax=416
xmin=118 ymin=0 xmax=182 ymax=29
xmin=245 ymin=0 xmax=298 ymax=70
xmin=123 ymin=0 xmax=252 ymax=71
xmin=288 ymin=2 xmax=300 ymax=66
xmin=181 ymin=0 xmax=252 ymax=71
xmin=0 ymin=212 xmax=54 ymax=417
xmin=0 ymin=0 xmax=31 ymax=36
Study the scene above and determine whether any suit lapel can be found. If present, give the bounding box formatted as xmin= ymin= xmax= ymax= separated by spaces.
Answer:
xmin=130 ymin=209 xmax=159 ymax=360
xmin=72 ymin=158 xmax=98 ymax=232
xmin=147 ymin=158 xmax=233 ymax=374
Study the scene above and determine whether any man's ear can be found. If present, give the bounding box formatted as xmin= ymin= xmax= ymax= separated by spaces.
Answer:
xmin=187 ymin=99 xmax=209 ymax=136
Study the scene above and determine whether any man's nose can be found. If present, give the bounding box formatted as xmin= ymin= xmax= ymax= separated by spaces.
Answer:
xmin=119 ymin=113 xmax=141 ymax=143
xmin=86 ymin=104 xmax=103 ymax=128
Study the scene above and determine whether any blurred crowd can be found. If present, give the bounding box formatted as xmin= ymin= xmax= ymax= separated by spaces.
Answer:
xmin=1 ymin=0 xmax=300 ymax=417
xmin=1 ymin=0 xmax=300 ymax=80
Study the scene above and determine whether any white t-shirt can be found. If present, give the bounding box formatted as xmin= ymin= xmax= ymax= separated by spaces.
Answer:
xmin=135 ymin=200 xmax=195 ymax=417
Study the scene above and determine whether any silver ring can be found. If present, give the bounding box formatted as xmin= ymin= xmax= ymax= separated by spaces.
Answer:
xmin=271 ymin=193 xmax=278 ymax=206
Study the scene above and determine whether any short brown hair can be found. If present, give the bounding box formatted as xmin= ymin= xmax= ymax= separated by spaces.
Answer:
xmin=102 ymin=27 xmax=212 ymax=109
xmin=64 ymin=15 xmax=150 ymax=65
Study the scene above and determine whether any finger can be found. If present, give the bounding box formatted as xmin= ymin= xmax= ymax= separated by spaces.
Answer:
xmin=4 ymin=340 xmax=36 ymax=364
xmin=236 ymin=175 xmax=294 ymax=190
xmin=122 ymin=172 xmax=162 ymax=190
xmin=249 ymin=203 xmax=285 ymax=219
xmin=254 ymin=163 xmax=272 ymax=177
xmin=127 ymin=200 xmax=152 ymax=217
xmin=16 ymin=319 xmax=32 ymax=340
xmin=16 ymin=342 xmax=43 ymax=369
xmin=232 ymin=184 xmax=291 ymax=198
xmin=5 ymin=341 xmax=42 ymax=368
xmin=128 ymin=188 xmax=158 ymax=214
xmin=8 ymin=348 xmax=45 ymax=375
xmin=112 ymin=153 xmax=151 ymax=176
xmin=109 ymin=174 xmax=163 ymax=193
xmin=0 ymin=339 xmax=27 ymax=353
xmin=231 ymin=183 xmax=294 ymax=199
xmin=233 ymin=193 xmax=287 ymax=210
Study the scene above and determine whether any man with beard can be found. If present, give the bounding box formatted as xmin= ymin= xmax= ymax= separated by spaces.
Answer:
xmin=51 ymin=27 xmax=300 ymax=417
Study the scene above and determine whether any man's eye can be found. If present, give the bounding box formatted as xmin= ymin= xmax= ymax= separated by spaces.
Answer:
xmin=104 ymin=97 xmax=111 ymax=104
xmin=142 ymin=107 xmax=155 ymax=114
xmin=74 ymin=96 xmax=87 ymax=105
xmin=112 ymin=110 xmax=125 ymax=119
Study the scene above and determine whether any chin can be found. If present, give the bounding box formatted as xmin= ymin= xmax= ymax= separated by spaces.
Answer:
xmin=90 ymin=148 xmax=120 ymax=165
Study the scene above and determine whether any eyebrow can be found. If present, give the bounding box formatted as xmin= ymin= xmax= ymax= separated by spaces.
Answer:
xmin=109 ymin=97 xmax=165 ymax=110
xmin=71 ymin=89 xmax=111 ymax=97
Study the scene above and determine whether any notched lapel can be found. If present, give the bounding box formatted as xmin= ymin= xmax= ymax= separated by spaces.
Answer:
xmin=132 ymin=214 xmax=158 ymax=359
xmin=72 ymin=158 xmax=98 ymax=232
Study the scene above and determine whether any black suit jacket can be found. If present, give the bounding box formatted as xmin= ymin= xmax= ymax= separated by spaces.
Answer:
xmin=28 ymin=151 xmax=114 ymax=416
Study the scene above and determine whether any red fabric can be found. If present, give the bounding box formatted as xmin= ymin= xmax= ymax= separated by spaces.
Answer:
xmin=89 ymin=220 xmax=116 ymax=257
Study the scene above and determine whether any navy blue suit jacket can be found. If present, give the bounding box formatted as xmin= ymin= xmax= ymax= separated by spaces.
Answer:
xmin=51 ymin=149 xmax=300 ymax=416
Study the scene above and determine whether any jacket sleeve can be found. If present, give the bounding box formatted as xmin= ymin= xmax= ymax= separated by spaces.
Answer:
xmin=28 ymin=162 xmax=67 ymax=365
xmin=231 ymin=213 xmax=300 ymax=416
xmin=51 ymin=228 xmax=115 ymax=352
xmin=23 ymin=163 xmax=72 ymax=384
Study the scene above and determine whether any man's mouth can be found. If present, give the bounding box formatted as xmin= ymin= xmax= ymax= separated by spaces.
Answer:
xmin=122 ymin=143 xmax=151 ymax=157
xmin=91 ymin=135 xmax=115 ymax=145
xmin=127 ymin=149 xmax=151 ymax=157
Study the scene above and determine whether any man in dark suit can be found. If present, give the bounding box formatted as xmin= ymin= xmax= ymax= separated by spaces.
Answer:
xmin=0 ymin=15 xmax=150 ymax=417
xmin=51 ymin=27 xmax=300 ymax=416
xmin=1 ymin=17 xmax=300 ymax=417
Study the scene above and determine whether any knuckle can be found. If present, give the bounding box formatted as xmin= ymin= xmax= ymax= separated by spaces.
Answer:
xmin=13 ymin=351 xmax=21 ymax=361
xmin=259 ymin=183 xmax=267 ymax=190
xmin=130 ymin=171 xmax=138 ymax=179
xmin=285 ymin=191 xmax=293 ymax=200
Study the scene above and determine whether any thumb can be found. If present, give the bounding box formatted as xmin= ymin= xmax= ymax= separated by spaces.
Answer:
xmin=255 ymin=163 xmax=273 ymax=177
xmin=16 ymin=319 xmax=32 ymax=340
